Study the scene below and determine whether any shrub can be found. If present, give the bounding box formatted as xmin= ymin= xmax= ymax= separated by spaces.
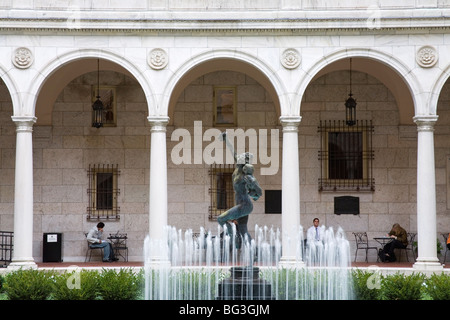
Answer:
xmin=170 ymin=269 xmax=219 ymax=300
xmin=423 ymin=272 xmax=450 ymax=300
xmin=4 ymin=268 xmax=56 ymax=300
xmin=261 ymin=268 xmax=353 ymax=300
xmin=0 ymin=273 xmax=5 ymax=293
xmin=380 ymin=272 xmax=425 ymax=300
xmin=52 ymin=269 xmax=100 ymax=300
xmin=98 ymin=268 xmax=143 ymax=300
xmin=352 ymin=269 xmax=381 ymax=300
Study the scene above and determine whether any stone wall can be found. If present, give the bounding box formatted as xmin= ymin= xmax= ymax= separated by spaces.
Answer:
xmin=0 ymin=80 xmax=14 ymax=234
xmin=436 ymin=81 xmax=450 ymax=235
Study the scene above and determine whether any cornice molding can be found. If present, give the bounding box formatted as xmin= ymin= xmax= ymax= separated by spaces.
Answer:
xmin=1 ymin=16 xmax=450 ymax=34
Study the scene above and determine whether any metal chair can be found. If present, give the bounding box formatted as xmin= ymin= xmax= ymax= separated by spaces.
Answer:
xmin=352 ymin=232 xmax=378 ymax=262
xmin=397 ymin=232 xmax=416 ymax=262
xmin=84 ymin=233 xmax=104 ymax=262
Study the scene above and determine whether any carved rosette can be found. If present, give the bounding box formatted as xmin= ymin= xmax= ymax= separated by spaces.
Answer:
xmin=281 ymin=48 xmax=301 ymax=69
xmin=416 ymin=46 xmax=438 ymax=68
xmin=148 ymin=48 xmax=168 ymax=70
xmin=12 ymin=47 xmax=34 ymax=69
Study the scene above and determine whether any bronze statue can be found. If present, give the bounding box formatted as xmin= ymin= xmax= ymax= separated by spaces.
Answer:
xmin=217 ymin=132 xmax=262 ymax=244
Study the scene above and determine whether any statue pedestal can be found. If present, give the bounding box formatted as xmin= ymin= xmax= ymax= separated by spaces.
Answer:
xmin=216 ymin=266 xmax=274 ymax=300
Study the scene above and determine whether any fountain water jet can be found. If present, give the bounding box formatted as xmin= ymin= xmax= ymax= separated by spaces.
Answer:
xmin=144 ymin=223 xmax=354 ymax=300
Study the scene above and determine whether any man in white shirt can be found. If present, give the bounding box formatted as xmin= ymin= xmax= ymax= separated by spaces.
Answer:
xmin=87 ymin=222 xmax=118 ymax=262
xmin=307 ymin=218 xmax=322 ymax=242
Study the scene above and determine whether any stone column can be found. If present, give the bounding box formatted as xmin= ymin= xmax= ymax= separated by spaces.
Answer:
xmin=147 ymin=116 xmax=170 ymax=265
xmin=279 ymin=116 xmax=303 ymax=267
xmin=413 ymin=115 xmax=443 ymax=271
xmin=9 ymin=116 xmax=37 ymax=269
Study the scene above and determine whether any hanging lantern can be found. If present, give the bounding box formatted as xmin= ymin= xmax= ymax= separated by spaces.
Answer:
xmin=345 ymin=94 xmax=356 ymax=126
xmin=92 ymin=96 xmax=104 ymax=128
xmin=92 ymin=59 xmax=104 ymax=128
xmin=345 ymin=58 xmax=357 ymax=126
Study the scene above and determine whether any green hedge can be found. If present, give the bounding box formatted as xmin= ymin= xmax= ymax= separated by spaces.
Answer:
xmin=52 ymin=269 xmax=100 ymax=300
xmin=2 ymin=267 xmax=450 ymax=300
xmin=2 ymin=268 xmax=143 ymax=300
xmin=352 ymin=269 xmax=381 ymax=300
xmin=352 ymin=270 xmax=450 ymax=300
xmin=423 ymin=272 xmax=450 ymax=300
xmin=97 ymin=268 xmax=143 ymax=300
xmin=380 ymin=272 xmax=425 ymax=300
xmin=3 ymin=268 xmax=56 ymax=300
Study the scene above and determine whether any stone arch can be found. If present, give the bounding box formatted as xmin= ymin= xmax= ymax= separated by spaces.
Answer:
xmin=164 ymin=49 xmax=288 ymax=123
xmin=27 ymin=49 xmax=155 ymax=125
xmin=298 ymin=48 xmax=420 ymax=125
xmin=429 ymin=64 xmax=450 ymax=115
xmin=0 ymin=63 xmax=21 ymax=116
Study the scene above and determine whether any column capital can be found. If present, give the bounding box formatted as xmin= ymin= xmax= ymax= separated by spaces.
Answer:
xmin=11 ymin=116 xmax=37 ymax=132
xmin=413 ymin=115 xmax=439 ymax=131
xmin=147 ymin=116 xmax=169 ymax=132
xmin=279 ymin=115 xmax=301 ymax=132
xmin=147 ymin=116 xmax=169 ymax=124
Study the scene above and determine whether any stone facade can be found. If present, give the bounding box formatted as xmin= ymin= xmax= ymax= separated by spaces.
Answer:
xmin=0 ymin=1 xmax=449 ymax=268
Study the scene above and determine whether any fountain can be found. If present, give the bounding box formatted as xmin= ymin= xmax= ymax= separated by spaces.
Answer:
xmin=144 ymin=132 xmax=353 ymax=300
xmin=143 ymin=223 xmax=354 ymax=300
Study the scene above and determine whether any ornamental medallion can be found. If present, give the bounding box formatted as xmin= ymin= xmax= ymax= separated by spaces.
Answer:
xmin=148 ymin=48 xmax=168 ymax=70
xmin=12 ymin=47 xmax=34 ymax=69
xmin=416 ymin=46 xmax=438 ymax=68
xmin=281 ymin=48 xmax=301 ymax=69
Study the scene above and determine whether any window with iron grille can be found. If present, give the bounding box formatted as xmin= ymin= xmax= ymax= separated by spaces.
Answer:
xmin=209 ymin=164 xmax=235 ymax=220
xmin=318 ymin=120 xmax=374 ymax=192
xmin=87 ymin=164 xmax=120 ymax=220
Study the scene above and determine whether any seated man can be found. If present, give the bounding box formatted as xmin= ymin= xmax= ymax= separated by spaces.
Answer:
xmin=382 ymin=223 xmax=408 ymax=262
xmin=87 ymin=222 xmax=118 ymax=262
xmin=307 ymin=218 xmax=322 ymax=243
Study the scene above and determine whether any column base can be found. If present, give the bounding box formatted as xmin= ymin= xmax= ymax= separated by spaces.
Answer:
xmin=278 ymin=256 xmax=305 ymax=269
xmin=413 ymin=259 xmax=443 ymax=273
xmin=144 ymin=257 xmax=171 ymax=269
xmin=8 ymin=260 xmax=38 ymax=270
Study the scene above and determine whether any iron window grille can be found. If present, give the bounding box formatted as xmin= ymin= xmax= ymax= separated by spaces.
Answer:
xmin=87 ymin=164 xmax=120 ymax=220
xmin=209 ymin=164 xmax=235 ymax=220
xmin=318 ymin=120 xmax=374 ymax=192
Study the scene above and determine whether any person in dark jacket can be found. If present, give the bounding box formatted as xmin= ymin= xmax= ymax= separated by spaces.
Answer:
xmin=383 ymin=223 xmax=408 ymax=262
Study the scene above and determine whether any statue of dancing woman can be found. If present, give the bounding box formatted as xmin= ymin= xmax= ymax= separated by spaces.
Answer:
xmin=217 ymin=132 xmax=263 ymax=245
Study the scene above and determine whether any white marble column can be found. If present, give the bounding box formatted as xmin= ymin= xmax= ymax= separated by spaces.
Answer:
xmin=413 ymin=115 xmax=443 ymax=271
xmin=279 ymin=116 xmax=303 ymax=267
xmin=9 ymin=116 xmax=37 ymax=269
xmin=147 ymin=116 xmax=170 ymax=265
